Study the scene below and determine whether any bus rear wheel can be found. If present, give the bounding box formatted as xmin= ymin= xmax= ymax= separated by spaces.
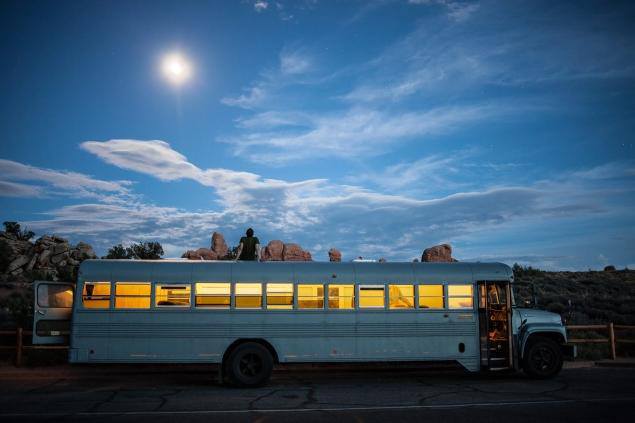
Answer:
xmin=224 ymin=342 xmax=273 ymax=387
xmin=523 ymin=337 xmax=563 ymax=379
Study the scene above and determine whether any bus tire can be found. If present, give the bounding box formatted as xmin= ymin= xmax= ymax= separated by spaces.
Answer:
xmin=522 ymin=336 xmax=563 ymax=379
xmin=224 ymin=342 xmax=273 ymax=387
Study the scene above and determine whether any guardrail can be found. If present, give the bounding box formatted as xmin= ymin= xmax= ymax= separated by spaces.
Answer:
xmin=0 ymin=328 xmax=68 ymax=367
xmin=1 ymin=324 xmax=634 ymax=366
xmin=566 ymin=323 xmax=635 ymax=360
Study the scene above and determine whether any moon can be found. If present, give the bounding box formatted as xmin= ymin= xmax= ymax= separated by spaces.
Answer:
xmin=161 ymin=52 xmax=192 ymax=85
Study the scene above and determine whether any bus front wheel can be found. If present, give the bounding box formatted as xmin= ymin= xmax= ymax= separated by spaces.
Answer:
xmin=523 ymin=337 xmax=563 ymax=379
xmin=224 ymin=342 xmax=273 ymax=387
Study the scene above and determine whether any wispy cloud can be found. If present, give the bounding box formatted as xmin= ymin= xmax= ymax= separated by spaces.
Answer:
xmin=223 ymin=104 xmax=508 ymax=164
xmin=221 ymin=46 xmax=315 ymax=110
xmin=279 ymin=47 xmax=312 ymax=75
xmin=253 ymin=1 xmax=269 ymax=13
xmin=408 ymin=0 xmax=479 ymax=22
xmin=0 ymin=180 xmax=44 ymax=198
xmin=0 ymin=158 xmax=131 ymax=201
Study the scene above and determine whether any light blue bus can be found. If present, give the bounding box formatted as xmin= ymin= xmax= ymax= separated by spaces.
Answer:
xmin=33 ymin=260 xmax=574 ymax=386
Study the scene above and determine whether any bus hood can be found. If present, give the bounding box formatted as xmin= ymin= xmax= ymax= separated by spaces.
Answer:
xmin=516 ymin=308 xmax=563 ymax=325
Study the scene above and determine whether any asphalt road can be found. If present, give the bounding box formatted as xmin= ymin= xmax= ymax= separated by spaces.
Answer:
xmin=1 ymin=363 xmax=634 ymax=422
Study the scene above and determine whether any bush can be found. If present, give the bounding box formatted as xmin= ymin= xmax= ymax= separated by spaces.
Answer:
xmin=103 ymin=242 xmax=164 ymax=260
xmin=103 ymin=244 xmax=132 ymax=259
xmin=0 ymin=290 xmax=33 ymax=329
xmin=129 ymin=241 xmax=163 ymax=260
xmin=2 ymin=221 xmax=34 ymax=241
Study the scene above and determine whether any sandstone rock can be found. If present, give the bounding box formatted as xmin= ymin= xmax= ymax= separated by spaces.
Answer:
xmin=421 ymin=244 xmax=458 ymax=263
xmin=51 ymin=243 xmax=69 ymax=255
xmin=37 ymin=249 xmax=51 ymax=266
xmin=50 ymin=252 xmax=69 ymax=265
xmin=7 ymin=255 xmax=29 ymax=272
xmin=262 ymin=240 xmax=284 ymax=261
xmin=328 ymin=248 xmax=342 ymax=262
xmin=210 ymin=232 xmax=228 ymax=258
xmin=282 ymin=243 xmax=312 ymax=261
xmin=26 ymin=254 xmax=37 ymax=272
xmin=182 ymin=248 xmax=218 ymax=260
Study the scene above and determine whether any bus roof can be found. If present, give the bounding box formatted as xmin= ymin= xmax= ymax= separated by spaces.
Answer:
xmin=78 ymin=260 xmax=512 ymax=284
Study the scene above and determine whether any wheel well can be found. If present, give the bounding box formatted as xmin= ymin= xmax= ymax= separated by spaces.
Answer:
xmin=222 ymin=339 xmax=279 ymax=364
xmin=524 ymin=332 xmax=565 ymax=357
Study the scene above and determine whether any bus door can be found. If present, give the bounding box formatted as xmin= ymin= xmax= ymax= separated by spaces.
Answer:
xmin=32 ymin=281 xmax=74 ymax=345
xmin=477 ymin=281 xmax=513 ymax=370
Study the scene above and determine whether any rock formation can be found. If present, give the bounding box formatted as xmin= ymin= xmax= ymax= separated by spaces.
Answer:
xmin=421 ymin=244 xmax=458 ymax=263
xmin=182 ymin=232 xmax=230 ymax=260
xmin=0 ymin=232 xmax=96 ymax=283
xmin=261 ymin=240 xmax=284 ymax=261
xmin=182 ymin=233 xmax=312 ymax=262
xmin=281 ymin=243 xmax=312 ymax=261
xmin=211 ymin=232 xmax=228 ymax=258
xmin=261 ymin=240 xmax=312 ymax=261
xmin=328 ymin=248 xmax=342 ymax=262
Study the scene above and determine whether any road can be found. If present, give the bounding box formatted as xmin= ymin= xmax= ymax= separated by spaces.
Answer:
xmin=1 ymin=363 xmax=634 ymax=422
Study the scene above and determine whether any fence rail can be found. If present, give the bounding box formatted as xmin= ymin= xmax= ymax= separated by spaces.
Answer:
xmin=1 ymin=323 xmax=634 ymax=366
xmin=565 ymin=323 xmax=635 ymax=360
xmin=0 ymin=328 xmax=69 ymax=367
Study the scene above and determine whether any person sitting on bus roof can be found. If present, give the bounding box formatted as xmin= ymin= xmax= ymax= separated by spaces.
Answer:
xmin=235 ymin=228 xmax=261 ymax=261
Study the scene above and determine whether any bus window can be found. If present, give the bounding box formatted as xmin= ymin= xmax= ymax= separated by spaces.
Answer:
xmin=156 ymin=284 xmax=191 ymax=307
xmin=82 ymin=282 xmax=111 ymax=309
xmin=389 ymin=285 xmax=414 ymax=309
xmin=267 ymin=283 xmax=293 ymax=309
xmin=448 ymin=285 xmax=474 ymax=309
xmin=37 ymin=283 xmax=73 ymax=308
xmin=418 ymin=285 xmax=444 ymax=309
xmin=235 ymin=283 xmax=262 ymax=309
xmin=298 ymin=284 xmax=324 ymax=309
xmin=115 ymin=282 xmax=151 ymax=309
xmin=195 ymin=283 xmax=230 ymax=308
xmin=359 ymin=285 xmax=385 ymax=308
xmin=328 ymin=284 xmax=354 ymax=309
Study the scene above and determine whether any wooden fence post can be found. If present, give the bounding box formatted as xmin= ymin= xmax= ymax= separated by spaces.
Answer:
xmin=608 ymin=323 xmax=616 ymax=360
xmin=15 ymin=327 xmax=23 ymax=367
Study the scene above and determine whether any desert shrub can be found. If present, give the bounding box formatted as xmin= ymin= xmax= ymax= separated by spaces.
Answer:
xmin=128 ymin=241 xmax=163 ymax=259
xmin=103 ymin=244 xmax=132 ymax=259
xmin=2 ymin=221 xmax=34 ymax=241
xmin=0 ymin=290 xmax=33 ymax=329
xmin=103 ymin=242 xmax=164 ymax=260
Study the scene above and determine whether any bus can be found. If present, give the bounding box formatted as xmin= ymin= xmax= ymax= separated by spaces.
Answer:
xmin=32 ymin=260 xmax=574 ymax=386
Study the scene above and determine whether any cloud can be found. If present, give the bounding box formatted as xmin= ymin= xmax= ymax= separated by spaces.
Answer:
xmin=408 ymin=0 xmax=479 ymax=22
xmin=221 ymin=86 xmax=267 ymax=109
xmin=0 ymin=158 xmax=131 ymax=200
xmin=344 ymin=2 xmax=635 ymax=104
xmin=0 ymin=180 xmax=43 ymax=198
xmin=279 ymin=47 xmax=312 ymax=75
xmin=80 ymin=139 xmax=333 ymax=223
xmin=70 ymin=140 xmax=633 ymax=265
xmin=254 ymin=1 xmax=268 ymax=12
xmin=223 ymin=104 xmax=507 ymax=164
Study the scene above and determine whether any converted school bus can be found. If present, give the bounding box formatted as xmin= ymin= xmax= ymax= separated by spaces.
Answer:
xmin=33 ymin=260 xmax=574 ymax=386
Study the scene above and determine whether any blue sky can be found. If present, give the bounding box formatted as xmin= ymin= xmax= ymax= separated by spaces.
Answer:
xmin=1 ymin=0 xmax=634 ymax=269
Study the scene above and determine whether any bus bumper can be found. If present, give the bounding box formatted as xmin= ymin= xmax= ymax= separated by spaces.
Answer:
xmin=562 ymin=344 xmax=577 ymax=360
